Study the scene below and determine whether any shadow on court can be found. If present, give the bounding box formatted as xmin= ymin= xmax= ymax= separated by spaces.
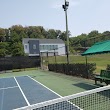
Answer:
xmin=73 ymin=82 xmax=99 ymax=90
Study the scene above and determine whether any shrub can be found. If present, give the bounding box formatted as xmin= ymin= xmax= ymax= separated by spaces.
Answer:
xmin=48 ymin=63 xmax=96 ymax=79
xmin=106 ymin=64 xmax=110 ymax=70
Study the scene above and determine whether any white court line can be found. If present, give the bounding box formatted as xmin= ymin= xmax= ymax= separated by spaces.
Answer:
xmin=14 ymin=77 xmax=30 ymax=106
xmin=14 ymin=75 xmax=62 ymax=110
xmin=0 ymin=86 xmax=18 ymax=90
xmin=27 ymin=75 xmax=62 ymax=98
xmin=14 ymin=76 xmax=81 ymax=110
xmin=0 ymin=82 xmax=5 ymax=110
xmin=0 ymin=75 xmax=28 ymax=80
xmin=27 ymin=76 xmax=81 ymax=109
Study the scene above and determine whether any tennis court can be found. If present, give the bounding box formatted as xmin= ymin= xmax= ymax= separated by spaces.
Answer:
xmin=0 ymin=70 xmax=110 ymax=110
xmin=14 ymin=84 xmax=110 ymax=110
xmin=0 ymin=76 xmax=61 ymax=110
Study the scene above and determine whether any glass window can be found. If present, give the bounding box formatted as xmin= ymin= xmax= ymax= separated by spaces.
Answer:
xmin=25 ymin=44 xmax=28 ymax=50
xmin=48 ymin=45 xmax=51 ymax=50
xmin=40 ymin=45 xmax=43 ymax=50
xmin=44 ymin=45 xmax=46 ymax=50
xmin=52 ymin=45 xmax=54 ymax=50
xmin=54 ymin=45 xmax=58 ymax=50
xmin=50 ymin=45 xmax=52 ymax=50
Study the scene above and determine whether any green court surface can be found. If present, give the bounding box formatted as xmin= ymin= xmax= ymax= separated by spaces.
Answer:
xmin=0 ymin=69 xmax=100 ymax=96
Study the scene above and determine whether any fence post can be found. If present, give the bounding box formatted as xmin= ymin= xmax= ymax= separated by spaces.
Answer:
xmin=85 ymin=56 xmax=89 ymax=78
xmin=47 ymin=51 xmax=49 ymax=65
xmin=40 ymin=53 xmax=43 ymax=70
xmin=66 ymin=45 xmax=69 ymax=64
xmin=54 ymin=49 xmax=57 ymax=72
xmin=54 ymin=49 xmax=57 ymax=64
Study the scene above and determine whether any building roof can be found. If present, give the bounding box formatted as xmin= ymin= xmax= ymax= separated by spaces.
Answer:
xmin=23 ymin=38 xmax=65 ymax=44
xmin=82 ymin=40 xmax=110 ymax=56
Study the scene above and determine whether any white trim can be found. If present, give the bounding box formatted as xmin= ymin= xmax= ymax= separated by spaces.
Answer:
xmin=14 ymin=77 xmax=30 ymax=106
xmin=0 ymin=84 xmax=5 ymax=110
xmin=27 ymin=75 xmax=62 ymax=97
xmin=0 ymin=86 xmax=18 ymax=90
xmin=29 ymin=54 xmax=39 ymax=56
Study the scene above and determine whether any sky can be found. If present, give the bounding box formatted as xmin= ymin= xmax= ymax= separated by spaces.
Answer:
xmin=0 ymin=0 xmax=110 ymax=37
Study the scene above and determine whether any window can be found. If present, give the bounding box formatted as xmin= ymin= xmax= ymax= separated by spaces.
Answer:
xmin=45 ymin=45 xmax=48 ymax=50
xmin=40 ymin=45 xmax=43 ymax=50
xmin=44 ymin=45 xmax=47 ymax=50
xmin=24 ymin=44 xmax=29 ymax=53
xmin=25 ymin=44 xmax=28 ymax=50
xmin=51 ymin=45 xmax=54 ymax=50
xmin=33 ymin=44 xmax=36 ymax=49
xmin=40 ymin=45 xmax=58 ymax=50
xmin=48 ymin=45 xmax=51 ymax=50
xmin=54 ymin=45 xmax=58 ymax=50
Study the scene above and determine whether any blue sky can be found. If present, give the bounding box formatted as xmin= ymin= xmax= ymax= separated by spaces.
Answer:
xmin=0 ymin=0 xmax=110 ymax=37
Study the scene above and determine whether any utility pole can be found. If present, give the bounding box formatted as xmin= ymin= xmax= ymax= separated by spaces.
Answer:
xmin=62 ymin=0 xmax=69 ymax=64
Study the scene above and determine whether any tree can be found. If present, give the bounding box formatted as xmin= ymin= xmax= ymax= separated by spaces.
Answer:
xmin=46 ymin=29 xmax=58 ymax=39
xmin=19 ymin=31 xmax=27 ymax=41
xmin=11 ymin=25 xmax=24 ymax=35
xmin=11 ymin=42 xmax=24 ymax=56
xmin=101 ymin=31 xmax=110 ymax=41
xmin=88 ymin=30 xmax=99 ymax=38
xmin=58 ymin=31 xmax=66 ymax=41
xmin=0 ymin=28 xmax=6 ymax=42
xmin=10 ymin=31 xmax=20 ymax=43
xmin=0 ymin=42 xmax=9 ymax=56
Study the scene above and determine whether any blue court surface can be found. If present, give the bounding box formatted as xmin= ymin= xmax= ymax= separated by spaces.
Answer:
xmin=0 ymin=76 xmax=60 ymax=110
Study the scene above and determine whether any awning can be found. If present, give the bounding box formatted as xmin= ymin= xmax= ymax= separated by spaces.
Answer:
xmin=82 ymin=40 xmax=110 ymax=56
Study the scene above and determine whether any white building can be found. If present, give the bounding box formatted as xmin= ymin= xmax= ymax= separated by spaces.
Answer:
xmin=22 ymin=38 xmax=66 ymax=56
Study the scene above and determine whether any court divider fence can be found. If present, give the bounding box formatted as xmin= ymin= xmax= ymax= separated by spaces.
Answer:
xmin=0 ymin=56 xmax=41 ymax=72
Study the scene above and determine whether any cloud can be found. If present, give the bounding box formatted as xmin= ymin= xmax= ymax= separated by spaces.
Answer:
xmin=51 ymin=1 xmax=63 ymax=9
xmin=69 ymin=0 xmax=80 ymax=7
xmin=51 ymin=0 xmax=80 ymax=9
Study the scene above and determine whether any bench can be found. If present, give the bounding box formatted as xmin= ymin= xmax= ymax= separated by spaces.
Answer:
xmin=95 ymin=70 xmax=110 ymax=85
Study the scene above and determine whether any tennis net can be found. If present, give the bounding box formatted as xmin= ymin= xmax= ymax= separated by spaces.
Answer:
xmin=14 ymin=85 xmax=110 ymax=110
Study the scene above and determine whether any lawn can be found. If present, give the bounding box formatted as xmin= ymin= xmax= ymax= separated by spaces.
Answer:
xmin=45 ymin=54 xmax=110 ymax=73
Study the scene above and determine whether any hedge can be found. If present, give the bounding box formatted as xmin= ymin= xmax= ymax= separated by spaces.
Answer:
xmin=106 ymin=64 xmax=110 ymax=70
xmin=48 ymin=63 xmax=96 ymax=79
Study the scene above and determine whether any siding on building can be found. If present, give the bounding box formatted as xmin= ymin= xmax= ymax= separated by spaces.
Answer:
xmin=22 ymin=38 xmax=65 ymax=56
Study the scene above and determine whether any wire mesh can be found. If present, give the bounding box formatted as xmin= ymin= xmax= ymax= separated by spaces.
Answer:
xmin=14 ymin=85 xmax=110 ymax=110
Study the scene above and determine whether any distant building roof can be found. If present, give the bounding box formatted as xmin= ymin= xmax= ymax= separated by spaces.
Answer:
xmin=23 ymin=38 xmax=65 ymax=44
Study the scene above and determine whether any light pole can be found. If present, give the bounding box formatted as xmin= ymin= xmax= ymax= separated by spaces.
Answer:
xmin=62 ymin=0 xmax=69 ymax=64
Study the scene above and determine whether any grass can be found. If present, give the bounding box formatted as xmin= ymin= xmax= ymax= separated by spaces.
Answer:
xmin=44 ymin=54 xmax=110 ymax=73
xmin=0 ymin=54 xmax=109 ymax=95
xmin=0 ymin=69 xmax=101 ymax=96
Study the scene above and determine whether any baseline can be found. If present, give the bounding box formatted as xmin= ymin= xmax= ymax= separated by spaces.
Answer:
xmin=0 ymin=86 xmax=18 ymax=90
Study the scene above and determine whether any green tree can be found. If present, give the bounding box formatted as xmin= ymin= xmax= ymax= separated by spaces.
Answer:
xmin=11 ymin=25 xmax=24 ymax=35
xmin=88 ymin=30 xmax=99 ymax=38
xmin=19 ymin=31 xmax=27 ymax=41
xmin=101 ymin=31 xmax=110 ymax=41
xmin=0 ymin=42 xmax=9 ymax=56
xmin=11 ymin=42 xmax=24 ymax=56
xmin=10 ymin=31 xmax=20 ymax=43
xmin=58 ymin=31 xmax=66 ymax=41
xmin=0 ymin=28 xmax=6 ymax=42
xmin=46 ymin=29 xmax=58 ymax=39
